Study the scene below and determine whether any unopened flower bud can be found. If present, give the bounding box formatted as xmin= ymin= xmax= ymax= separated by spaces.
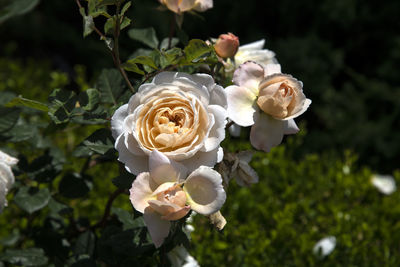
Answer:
xmin=214 ymin=33 xmax=239 ymax=58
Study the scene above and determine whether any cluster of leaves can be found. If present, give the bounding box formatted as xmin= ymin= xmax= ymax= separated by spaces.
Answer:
xmin=191 ymin=133 xmax=400 ymax=266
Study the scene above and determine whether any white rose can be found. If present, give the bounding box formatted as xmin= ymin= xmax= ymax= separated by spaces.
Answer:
xmin=226 ymin=61 xmax=311 ymax=152
xmin=112 ymin=72 xmax=227 ymax=175
xmin=130 ymin=150 xmax=226 ymax=247
xmin=0 ymin=150 xmax=18 ymax=213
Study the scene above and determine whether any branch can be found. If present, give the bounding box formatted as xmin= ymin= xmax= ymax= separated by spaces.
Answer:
xmin=91 ymin=188 xmax=124 ymax=229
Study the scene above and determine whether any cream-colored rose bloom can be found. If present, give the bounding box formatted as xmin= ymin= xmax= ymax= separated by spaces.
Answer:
xmin=112 ymin=72 xmax=227 ymax=175
xmin=257 ymin=74 xmax=305 ymax=119
xmin=130 ymin=150 xmax=226 ymax=247
xmin=159 ymin=0 xmax=213 ymax=14
xmin=226 ymin=61 xmax=311 ymax=152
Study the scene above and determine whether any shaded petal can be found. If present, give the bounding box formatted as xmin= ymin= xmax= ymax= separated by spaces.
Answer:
xmin=149 ymin=150 xmax=188 ymax=184
xmin=201 ymin=105 xmax=227 ymax=152
xmin=226 ymin=85 xmax=257 ymax=127
xmin=129 ymin=172 xmax=154 ymax=213
xmin=235 ymin=162 xmax=259 ymax=187
xmin=0 ymin=162 xmax=14 ymax=190
xmin=284 ymin=119 xmax=300 ymax=135
xmin=111 ymin=104 xmax=128 ymax=139
xmin=184 ymin=166 xmax=226 ymax=215
xmin=0 ymin=178 xmax=7 ymax=213
xmin=282 ymin=98 xmax=312 ymax=121
xmin=239 ymin=39 xmax=265 ymax=51
xmin=115 ymin=134 xmax=149 ymax=175
xmin=180 ymin=147 xmax=221 ymax=173
xmin=209 ymin=84 xmax=227 ymax=109
xmin=143 ymin=207 xmax=171 ymax=248
xmin=161 ymin=205 xmax=191 ymax=221
xmin=250 ymin=113 xmax=285 ymax=152
xmin=0 ymin=150 xmax=18 ymax=166
xmin=237 ymin=151 xmax=253 ymax=164
xmin=229 ymin=122 xmax=241 ymax=137
xmin=233 ymin=61 xmax=264 ymax=92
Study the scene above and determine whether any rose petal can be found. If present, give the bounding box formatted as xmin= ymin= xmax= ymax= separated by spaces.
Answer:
xmin=0 ymin=150 xmax=18 ymax=166
xmin=209 ymin=84 xmax=228 ymax=109
xmin=129 ymin=172 xmax=154 ymax=213
xmin=0 ymin=178 xmax=8 ymax=213
xmin=239 ymin=39 xmax=265 ymax=51
xmin=184 ymin=166 xmax=226 ymax=215
xmin=149 ymin=150 xmax=188 ymax=184
xmin=284 ymin=119 xmax=300 ymax=135
xmin=250 ymin=113 xmax=285 ymax=152
xmin=201 ymin=105 xmax=227 ymax=152
xmin=282 ymin=98 xmax=312 ymax=121
xmin=228 ymin=122 xmax=241 ymax=137
xmin=0 ymin=162 xmax=15 ymax=191
xmin=233 ymin=61 xmax=264 ymax=92
xmin=180 ymin=147 xmax=222 ymax=173
xmin=263 ymin=63 xmax=282 ymax=77
xmin=161 ymin=205 xmax=191 ymax=221
xmin=115 ymin=134 xmax=149 ymax=175
xmin=193 ymin=0 xmax=213 ymax=12
xmin=226 ymin=85 xmax=257 ymax=127
xmin=235 ymin=161 xmax=259 ymax=187
xmin=143 ymin=207 xmax=171 ymax=248
xmin=111 ymin=104 xmax=128 ymax=139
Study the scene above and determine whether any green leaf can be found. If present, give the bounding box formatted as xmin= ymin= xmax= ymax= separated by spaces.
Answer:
xmin=81 ymin=128 xmax=114 ymax=155
xmin=120 ymin=16 xmax=131 ymax=30
xmin=0 ymin=107 xmax=20 ymax=133
xmin=122 ymin=62 xmax=144 ymax=75
xmin=184 ymin=39 xmax=212 ymax=63
xmin=74 ymin=231 xmax=96 ymax=257
xmin=0 ymin=91 xmax=17 ymax=106
xmin=83 ymin=15 xmax=95 ymax=37
xmin=160 ymin=37 xmax=179 ymax=50
xmin=125 ymin=55 xmax=158 ymax=70
xmin=96 ymin=0 xmax=122 ymax=7
xmin=14 ymin=187 xmax=51 ymax=214
xmin=78 ymin=89 xmax=100 ymax=111
xmin=0 ymin=230 xmax=20 ymax=246
xmin=128 ymin=27 xmax=159 ymax=49
xmin=6 ymin=96 xmax=48 ymax=112
xmin=96 ymin=69 xmax=126 ymax=105
xmin=120 ymin=1 xmax=131 ymax=16
xmin=0 ymin=0 xmax=40 ymax=24
xmin=0 ymin=248 xmax=48 ymax=266
xmin=48 ymin=89 xmax=78 ymax=124
xmin=104 ymin=17 xmax=115 ymax=35
xmin=58 ymin=173 xmax=91 ymax=199
xmin=88 ymin=0 xmax=110 ymax=18
xmin=112 ymin=207 xmax=144 ymax=230
xmin=160 ymin=47 xmax=184 ymax=68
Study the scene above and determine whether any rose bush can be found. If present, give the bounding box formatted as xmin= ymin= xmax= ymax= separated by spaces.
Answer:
xmin=130 ymin=150 xmax=226 ymax=247
xmin=112 ymin=72 xmax=227 ymax=175
xmin=226 ymin=61 xmax=311 ymax=152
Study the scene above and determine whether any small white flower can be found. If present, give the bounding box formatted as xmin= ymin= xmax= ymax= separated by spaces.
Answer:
xmin=0 ymin=150 xmax=18 ymax=213
xmin=129 ymin=150 xmax=226 ymax=247
xmin=112 ymin=72 xmax=227 ymax=175
xmin=226 ymin=61 xmax=311 ymax=152
xmin=371 ymin=174 xmax=396 ymax=195
xmin=313 ymin=236 xmax=336 ymax=257
xmin=168 ymin=245 xmax=200 ymax=267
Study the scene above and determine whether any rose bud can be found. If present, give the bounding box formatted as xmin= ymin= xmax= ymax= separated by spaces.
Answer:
xmin=214 ymin=33 xmax=239 ymax=58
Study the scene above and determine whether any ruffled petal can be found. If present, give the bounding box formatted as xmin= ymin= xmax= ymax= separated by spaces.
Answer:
xmin=184 ymin=166 xmax=226 ymax=215
xmin=282 ymin=98 xmax=312 ymax=121
xmin=193 ymin=0 xmax=213 ymax=12
xmin=226 ymin=85 xmax=257 ymax=127
xmin=201 ymin=105 xmax=227 ymax=152
xmin=115 ymin=134 xmax=149 ymax=175
xmin=111 ymin=104 xmax=128 ymax=139
xmin=143 ymin=207 xmax=171 ymax=248
xmin=129 ymin=172 xmax=154 ymax=213
xmin=149 ymin=150 xmax=188 ymax=184
xmin=263 ymin=63 xmax=282 ymax=77
xmin=233 ymin=61 xmax=264 ymax=92
xmin=209 ymin=84 xmax=228 ymax=109
xmin=250 ymin=113 xmax=285 ymax=152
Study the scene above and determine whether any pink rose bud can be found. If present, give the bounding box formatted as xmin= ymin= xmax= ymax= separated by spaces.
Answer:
xmin=214 ymin=33 xmax=239 ymax=58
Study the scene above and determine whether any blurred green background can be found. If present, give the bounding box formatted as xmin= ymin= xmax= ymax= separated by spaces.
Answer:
xmin=1 ymin=0 xmax=400 ymax=266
